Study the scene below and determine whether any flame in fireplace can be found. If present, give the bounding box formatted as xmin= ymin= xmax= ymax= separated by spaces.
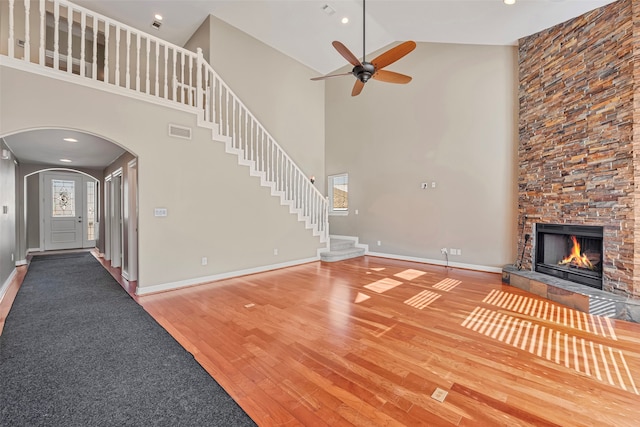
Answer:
xmin=558 ymin=235 xmax=595 ymax=270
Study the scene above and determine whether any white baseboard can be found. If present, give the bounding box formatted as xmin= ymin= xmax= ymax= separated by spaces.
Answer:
xmin=366 ymin=251 xmax=503 ymax=274
xmin=26 ymin=247 xmax=42 ymax=253
xmin=0 ymin=268 xmax=17 ymax=304
xmin=15 ymin=260 xmax=28 ymax=266
xmin=136 ymin=256 xmax=320 ymax=296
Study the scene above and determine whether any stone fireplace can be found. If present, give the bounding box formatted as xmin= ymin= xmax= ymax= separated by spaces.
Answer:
xmin=534 ymin=224 xmax=603 ymax=290
xmin=517 ymin=0 xmax=640 ymax=302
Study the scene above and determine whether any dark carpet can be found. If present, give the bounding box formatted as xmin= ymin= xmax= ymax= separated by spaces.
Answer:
xmin=0 ymin=252 xmax=256 ymax=426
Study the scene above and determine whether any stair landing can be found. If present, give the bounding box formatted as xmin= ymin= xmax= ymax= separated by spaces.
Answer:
xmin=320 ymin=238 xmax=365 ymax=263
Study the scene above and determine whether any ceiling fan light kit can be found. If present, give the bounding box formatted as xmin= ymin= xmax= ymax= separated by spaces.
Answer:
xmin=311 ymin=0 xmax=415 ymax=96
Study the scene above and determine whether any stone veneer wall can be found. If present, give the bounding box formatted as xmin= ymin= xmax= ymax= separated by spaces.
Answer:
xmin=518 ymin=0 xmax=640 ymax=298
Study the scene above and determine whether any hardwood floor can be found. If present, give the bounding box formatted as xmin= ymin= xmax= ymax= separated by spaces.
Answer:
xmin=2 ymin=254 xmax=638 ymax=425
xmin=0 ymin=265 xmax=27 ymax=335
xmin=136 ymin=257 xmax=640 ymax=426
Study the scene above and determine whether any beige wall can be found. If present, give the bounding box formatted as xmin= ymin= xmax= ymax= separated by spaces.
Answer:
xmin=206 ymin=15 xmax=326 ymax=193
xmin=0 ymin=65 xmax=324 ymax=291
xmin=184 ymin=16 xmax=212 ymax=63
xmin=325 ymin=42 xmax=518 ymax=270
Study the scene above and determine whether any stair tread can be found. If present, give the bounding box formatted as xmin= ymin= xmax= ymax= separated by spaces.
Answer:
xmin=324 ymin=247 xmax=364 ymax=255
xmin=320 ymin=246 xmax=366 ymax=263
xmin=329 ymin=238 xmax=357 ymax=251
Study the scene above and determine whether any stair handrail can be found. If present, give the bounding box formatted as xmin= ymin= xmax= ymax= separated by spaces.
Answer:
xmin=3 ymin=0 xmax=201 ymax=107
xmin=195 ymin=49 xmax=327 ymax=204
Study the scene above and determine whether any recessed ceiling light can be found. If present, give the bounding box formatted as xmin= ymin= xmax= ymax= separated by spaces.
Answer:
xmin=504 ymin=0 xmax=516 ymax=4
xmin=341 ymin=17 xmax=349 ymax=24
xmin=59 ymin=159 xmax=72 ymax=163
xmin=154 ymin=14 xmax=163 ymax=21
xmin=63 ymin=138 xmax=78 ymax=142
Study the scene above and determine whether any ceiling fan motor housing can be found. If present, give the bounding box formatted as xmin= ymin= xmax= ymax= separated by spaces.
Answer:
xmin=353 ymin=62 xmax=376 ymax=83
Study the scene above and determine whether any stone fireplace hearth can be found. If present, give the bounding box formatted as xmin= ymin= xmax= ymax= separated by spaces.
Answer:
xmin=502 ymin=265 xmax=640 ymax=323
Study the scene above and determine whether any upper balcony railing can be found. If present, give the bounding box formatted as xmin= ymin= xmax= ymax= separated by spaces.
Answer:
xmin=1 ymin=0 xmax=329 ymax=242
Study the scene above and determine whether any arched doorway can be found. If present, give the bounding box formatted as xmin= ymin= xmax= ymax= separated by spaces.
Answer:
xmin=3 ymin=128 xmax=138 ymax=284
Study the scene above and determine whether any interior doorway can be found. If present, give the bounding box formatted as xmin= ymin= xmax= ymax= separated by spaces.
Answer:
xmin=40 ymin=171 xmax=97 ymax=251
xmin=124 ymin=160 xmax=138 ymax=282
xmin=106 ymin=169 xmax=123 ymax=269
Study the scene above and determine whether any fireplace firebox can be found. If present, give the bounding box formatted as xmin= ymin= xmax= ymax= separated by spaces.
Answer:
xmin=534 ymin=224 xmax=603 ymax=289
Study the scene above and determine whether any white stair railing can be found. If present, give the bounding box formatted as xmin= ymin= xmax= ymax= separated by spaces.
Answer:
xmin=3 ymin=0 xmax=199 ymax=106
xmin=1 ymin=0 xmax=328 ymax=242
xmin=195 ymin=49 xmax=328 ymax=240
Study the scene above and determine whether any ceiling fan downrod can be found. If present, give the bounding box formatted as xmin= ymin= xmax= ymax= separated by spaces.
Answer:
xmin=354 ymin=0 xmax=373 ymax=83
xmin=362 ymin=0 xmax=366 ymax=63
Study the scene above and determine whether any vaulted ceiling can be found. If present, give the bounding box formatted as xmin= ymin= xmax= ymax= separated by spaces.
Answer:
xmin=75 ymin=0 xmax=617 ymax=75
xmin=4 ymin=0 xmax=618 ymax=168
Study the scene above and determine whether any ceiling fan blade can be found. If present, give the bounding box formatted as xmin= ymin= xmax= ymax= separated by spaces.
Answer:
xmin=351 ymin=80 xmax=365 ymax=97
xmin=310 ymin=72 xmax=353 ymax=81
xmin=371 ymin=41 xmax=416 ymax=70
xmin=332 ymin=41 xmax=362 ymax=67
xmin=372 ymin=70 xmax=412 ymax=84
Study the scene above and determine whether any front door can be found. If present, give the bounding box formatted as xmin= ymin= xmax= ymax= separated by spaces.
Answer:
xmin=42 ymin=172 xmax=94 ymax=251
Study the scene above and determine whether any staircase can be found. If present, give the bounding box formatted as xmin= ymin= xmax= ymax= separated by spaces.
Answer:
xmin=1 ymin=0 xmax=329 ymax=244
xmin=320 ymin=237 xmax=366 ymax=262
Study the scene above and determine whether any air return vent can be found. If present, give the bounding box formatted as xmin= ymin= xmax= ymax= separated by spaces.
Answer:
xmin=168 ymin=124 xmax=192 ymax=140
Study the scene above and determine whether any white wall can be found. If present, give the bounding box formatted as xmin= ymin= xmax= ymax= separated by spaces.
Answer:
xmin=325 ymin=42 xmax=519 ymax=270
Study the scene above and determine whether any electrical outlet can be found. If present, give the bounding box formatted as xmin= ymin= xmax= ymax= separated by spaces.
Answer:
xmin=450 ymin=248 xmax=456 ymax=255
xmin=377 ymin=241 xmax=381 ymax=246
xmin=421 ymin=182 xmax=429 ymax=189
xmin=274 ymin=248 xmax=278 ymax=255
xmin=431 ymin=182 xmax=437 ymax=188
xmin=441 ymin=248 xmax=447 ymax=254
xmin=201 ymin=257 xmax=208 ymax=266
xmin=458 ymin=249 xmax=462 ymax=256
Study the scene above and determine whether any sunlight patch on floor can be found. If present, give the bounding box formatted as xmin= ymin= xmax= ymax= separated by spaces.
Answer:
xmin=433 ymin=278 xmax=461 ymax=292
xmin=354 ymin=292 xmax=371 ymax=303
xmin=462 ymin=304 xmax=639 ymax=396
xmin=405 ymin=290 xmax=441 ymax=310
xmin=364 ymin=278 xmax=403 ymax=294
xmin=483 ymin=289 xmax=617 ymax=340
xmin=394 ymin=269 xmax=427 ymax=281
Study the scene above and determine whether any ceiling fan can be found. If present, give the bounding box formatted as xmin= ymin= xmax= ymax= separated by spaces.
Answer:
xmin=311 ymin=0 xmax=416 ymax=96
